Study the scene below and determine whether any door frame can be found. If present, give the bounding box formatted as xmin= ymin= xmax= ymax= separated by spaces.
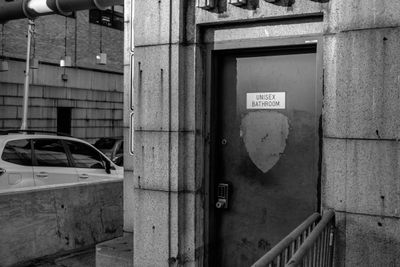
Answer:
xmin=203 ymin=35 xmax=323 ymax=266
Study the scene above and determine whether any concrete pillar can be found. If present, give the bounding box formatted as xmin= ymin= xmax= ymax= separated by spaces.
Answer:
xmin=126 ymin=0 xmax=201 ymax=265
xmin=322 ymin=1 xmax=400 ymax=266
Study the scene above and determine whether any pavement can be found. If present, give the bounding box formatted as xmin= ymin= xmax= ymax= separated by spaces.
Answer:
xmin=21 ymin=249 xmax=95 ymax=267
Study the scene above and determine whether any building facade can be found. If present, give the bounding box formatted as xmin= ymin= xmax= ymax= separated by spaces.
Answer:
xmin=125 ymin=0 xmax=400 ymax=266
xmin=0 ymin=9 xmax=123 ymax=142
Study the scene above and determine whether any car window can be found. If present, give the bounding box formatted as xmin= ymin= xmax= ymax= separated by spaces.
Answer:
xmin=33 ymin=139 xmax=70 ymax=167
xmin=94 ymin=138 xmax=117 ymax=150
xmin=66 ymin=141 xmax=105 ymax=169
xmin=116 ymin=141 xmax=123 ymax=154
xmin=1 ymin=139 xmax=32 ymax=166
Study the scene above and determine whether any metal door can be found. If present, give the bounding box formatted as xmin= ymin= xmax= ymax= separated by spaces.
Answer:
xmin=211 ymin=45 xmax=321 ymax=266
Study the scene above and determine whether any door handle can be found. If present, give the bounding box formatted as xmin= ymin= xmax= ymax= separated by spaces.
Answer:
xmin=36 ymin=172 xmax=48 ymax=178
xmin=79 ymin=174 xmax=89 ymax=179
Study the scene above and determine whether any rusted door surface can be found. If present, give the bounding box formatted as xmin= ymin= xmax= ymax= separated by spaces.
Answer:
xmin=212 ymin=46 xmax=320 ymax=266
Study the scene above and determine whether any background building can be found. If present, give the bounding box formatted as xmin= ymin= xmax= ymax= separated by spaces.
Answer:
xmin=0 ymin=7 xmax=124 ymax=143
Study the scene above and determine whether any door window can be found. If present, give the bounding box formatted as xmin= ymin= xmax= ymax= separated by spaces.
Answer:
xmin=1 ymin=139 xmax=32 ymax=166
xmin=33 ymin=139 xmax=70 ymax=167
xmin=66 ymin=141 xmax=105 ymax=169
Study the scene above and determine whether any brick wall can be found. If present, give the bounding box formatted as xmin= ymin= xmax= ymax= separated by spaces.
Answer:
xmin=2 ymin=11 xmax=123 ymax=72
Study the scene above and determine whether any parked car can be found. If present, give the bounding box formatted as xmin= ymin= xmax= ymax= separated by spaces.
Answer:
xmin=0 ymin=130 xmax=123 ymax=190
xmin=93 ymin=137 xmax=123 ymax=166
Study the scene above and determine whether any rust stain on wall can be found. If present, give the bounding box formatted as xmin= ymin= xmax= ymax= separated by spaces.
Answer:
xmin=241 ymin=111 xmax=289 ymax=173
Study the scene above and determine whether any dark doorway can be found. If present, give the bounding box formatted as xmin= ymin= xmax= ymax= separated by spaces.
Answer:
xmin=210 ymin=45 xmax=321 ymax=266
xmin=57 ymin=107 xmax=72 ymax=135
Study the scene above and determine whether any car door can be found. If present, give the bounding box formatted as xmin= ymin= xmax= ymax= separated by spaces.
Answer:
xmin=0 ymin=139 xmax=35 ymax=189
xmin=32 ymin=138 xmax=78 ymax=186
xmin=64 ymin=140 xmax=120 ymax=181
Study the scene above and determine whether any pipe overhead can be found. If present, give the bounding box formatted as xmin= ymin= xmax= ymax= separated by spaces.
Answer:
xmin=0 ymin=0 xmax=123 ymax=23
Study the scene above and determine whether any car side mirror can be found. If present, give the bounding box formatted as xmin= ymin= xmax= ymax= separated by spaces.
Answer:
xmin=105 ymin=160 xmax=111 ymax=174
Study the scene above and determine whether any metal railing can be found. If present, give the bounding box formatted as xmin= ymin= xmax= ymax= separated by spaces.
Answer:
xmin=252 ymin=210 xmax=335 ymax=267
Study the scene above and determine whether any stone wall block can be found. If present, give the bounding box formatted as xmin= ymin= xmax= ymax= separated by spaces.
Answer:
xmin=178 ymin=45 xmax=196 ymax=132
xmin=134 ymin=45 xmax=172 ymax=131
xmin=0 ymin=83 xmax=20 ymax=96
xmin=134 ymin=0 xmax=181 ymax=46
xmin=133 ymin=131 xmax=196 ymax=192
xmin=323 ymin=29 xmax=400 ymax=140
xmin=123 ymin=169 xmax=134 ymax=232
xmin=175 ymin=192 xmax=196 ymax=265
xmin=133 ymin=189 xmax=197 ymax=266
xmin=43 ymin=86 xmax=67 ymax=99
xmin=0 ymin=61 xmax=25 ymax=84
xmin=334 ymin=212 xmax=400 ymax=267
xmin=134 ymin=44 xmax=195 ymax=132
xmin=326 ymin=0 xmax=400 ymax=33
xmin=133 ymin=189 xmax=171 ymax=266
xmin=3 ymin=119 xmax=21 ymax=129
xmin=323 ymin=138 xmax=400 ymax=217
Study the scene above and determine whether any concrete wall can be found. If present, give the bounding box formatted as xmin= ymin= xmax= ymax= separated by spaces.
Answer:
xmin=128 ymin=0 xmax=400 ymax=266
xmin=0 ymin=180 xmax=123 ymax=267
xmin=322 ymin=1 xmax=400 ymax=266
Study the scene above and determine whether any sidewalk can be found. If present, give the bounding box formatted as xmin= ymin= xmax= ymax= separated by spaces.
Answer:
xmin=26 ymin=249 xmax=95 ymax=267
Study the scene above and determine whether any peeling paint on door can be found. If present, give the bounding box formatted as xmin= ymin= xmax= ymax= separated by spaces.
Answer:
xmin=240 ymin=111 xmax=289 ymax=173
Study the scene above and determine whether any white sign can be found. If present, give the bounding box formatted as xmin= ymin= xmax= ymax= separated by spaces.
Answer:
xmin=246 ymin=92 xmax=286 ymax=109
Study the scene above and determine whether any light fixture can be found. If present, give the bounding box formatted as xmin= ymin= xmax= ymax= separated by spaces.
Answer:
xmin=30 ymin=58 xmax=39 ymax=69
xmin=96 ymin=24 xmax=107 ymax=65
xmin=196 ymin=0 xmax=215 ymax=9
xmin=96 ymin=53 xmax=107 ymax=65
xmin=0 ymin=60 xmax=8 ymax=72
xmin=60 ymin=55 xmax=72 ymax=67
xmin=60 ymin=16 xmax=72 ymax=68
xmin=229 ymin=0 xmax=247 ymax=6
xmin=0 ymin=24 xmax=9 ymax=72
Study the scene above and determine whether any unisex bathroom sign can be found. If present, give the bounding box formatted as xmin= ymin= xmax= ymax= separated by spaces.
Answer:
xmin=246 ymin=92 xmax=286 ymax=109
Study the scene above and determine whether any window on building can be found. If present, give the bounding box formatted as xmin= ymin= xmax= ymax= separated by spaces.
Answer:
xmin=89 ymin=5 xmax=124 ymax=31
xmin=57 ymin=107 xmax=72 ymax=135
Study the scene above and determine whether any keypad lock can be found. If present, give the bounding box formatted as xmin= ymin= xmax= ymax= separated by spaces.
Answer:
xmin=216 ymin=183 xmax=229 ymax=209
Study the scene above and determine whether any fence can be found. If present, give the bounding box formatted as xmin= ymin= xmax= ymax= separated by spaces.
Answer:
xmin=252 ymin=210 xmax=335 ymax=267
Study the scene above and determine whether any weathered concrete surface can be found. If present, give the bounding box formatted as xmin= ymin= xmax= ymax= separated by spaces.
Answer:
xmin=325 ymin=0 xmax=400 ymax=33
xmin=133 ymin=189 xmax=196 ymax=266
xmin=322 ymin=3 xmax=400 ymax=267
xmin=133 ymin=131 xmax=196 ymax=193
xmin=134 ymin=0 xmax=181 ymax=46
xmin=96 ymin=234 xmax=132 ymax=267
xmin=203 ymin=21 xmax=324 ymax=44
xmin=0 ymin=181 xmax=123 ymax=267
xmin=335 ymin=211 xmax=400 ymax=267
xmin=323 ymin=29 xmax=400 ymax=140
xmin=133 ymin=44 xmax=196 ymax=132
xmin=323 ymin=138 xmax=400 ymax=218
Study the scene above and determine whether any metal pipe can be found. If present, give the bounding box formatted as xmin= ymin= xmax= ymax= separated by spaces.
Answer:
xmin=0 ymin=0 xmax=123 ymax=23
xmin=20 ymin=20 xmax=34 ymax=131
